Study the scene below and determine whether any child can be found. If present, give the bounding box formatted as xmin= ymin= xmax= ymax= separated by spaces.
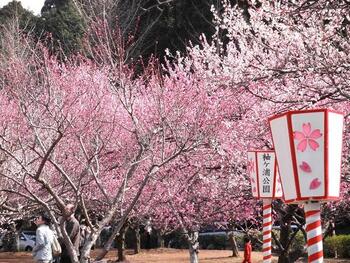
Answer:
xmin=242 ymin=236 xmax=252 ymax=263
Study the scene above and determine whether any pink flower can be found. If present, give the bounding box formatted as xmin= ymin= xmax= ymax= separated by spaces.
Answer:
xmin=309 ymin=178 xmax=321 ymax=190
xmin=299 ymin=161 xmax=312 ymax=173
xmin=293 ymin=123 xmax=322 ymax=152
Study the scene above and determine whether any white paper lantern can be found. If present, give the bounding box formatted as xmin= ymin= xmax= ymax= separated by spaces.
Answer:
xmin=247 ymin=150 xmax=283 ymax=199
xmin=269 ymin=109 xmax=344 ymax=203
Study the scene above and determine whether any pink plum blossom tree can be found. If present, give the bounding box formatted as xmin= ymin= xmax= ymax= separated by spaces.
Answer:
xmin=1 ymin=2 xmax=350 ymax=263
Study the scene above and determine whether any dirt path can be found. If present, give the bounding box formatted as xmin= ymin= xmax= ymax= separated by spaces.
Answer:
xmin=127 ymin=249 xmax=278 ymax=263
xmin=0 ymin=249 xmax=348 ymax=263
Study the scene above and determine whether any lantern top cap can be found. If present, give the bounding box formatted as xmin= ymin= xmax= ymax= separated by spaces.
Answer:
xmin=268 ymin=108 xmax=344 ymax=122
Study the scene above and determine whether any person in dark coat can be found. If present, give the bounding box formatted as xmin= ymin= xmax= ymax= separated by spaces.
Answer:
xmin=60 ymin=204 xmax=80 ymax=263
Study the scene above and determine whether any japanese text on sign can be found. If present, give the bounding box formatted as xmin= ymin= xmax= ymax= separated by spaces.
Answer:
xmin=262 ymin=153 xmax=271 ymax=193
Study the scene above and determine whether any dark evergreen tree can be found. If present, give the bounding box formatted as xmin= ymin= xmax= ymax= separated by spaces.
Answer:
xmin=0 ymin=1 xmax=38 ymax=31
xmin=76 ymin=0 xmax=247 ymax=62
xmin=38 ymin=0 xmax=85 ymax=58
xmin=0 ymin=0 xmax=251 ymax=61
xmin=136 ymin=0 xmax=219 ymax=60
xmin=41 ymin=0 xmax=70 ymax=13
xmin=137 ymin=0 xmax=252 ymax=60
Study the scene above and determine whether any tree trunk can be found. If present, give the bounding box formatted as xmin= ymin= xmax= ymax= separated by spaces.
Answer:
xmin=66 ymin=243 xmax=80 ymax=263
xmin=117 ymin=223 xmax=129 ymax=262
xmin=14 ymin=231 xmax=19 ymax=252
xmin=157 ymin=231 xmax=165 ymax=248
xmin=79 ymin=231 xmax=100 ymax=263
xmin=275 ymin=204 xmax=305 ymax=263
xmin=66 ymin=244 xmax=80 ymax=263
xmin=3 ymin=228 xmax=18 ymax=252
xmin=59 ymin=224 xmax=80 ymax=263
xmin=188 ymin=231 xmax=199 ymax=263
xmin=333 ymin=225 xmax=338 ymax=258
xmin=228 ymin=232 xmax=239 ymax=257
xmin=95 ymin=167 xmax=157 ymax=261
xmin=278 ymin=251 xmax=291 ymax=263
xmin=277 ymin=220 xmax=292 ymax=263
xmin=134 ymin=226 xmax=141 ymax=254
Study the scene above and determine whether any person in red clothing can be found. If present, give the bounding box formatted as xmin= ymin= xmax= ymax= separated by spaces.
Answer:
xmin=242 ymin=236 xmax=252 ymax=263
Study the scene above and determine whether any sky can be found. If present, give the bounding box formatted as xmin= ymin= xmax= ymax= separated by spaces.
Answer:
xmin=0 ymin=0 xmax=45 ymax=15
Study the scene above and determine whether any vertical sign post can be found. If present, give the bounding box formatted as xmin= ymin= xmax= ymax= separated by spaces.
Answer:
xmin=247 ymin=150 xmax=282 ymax=262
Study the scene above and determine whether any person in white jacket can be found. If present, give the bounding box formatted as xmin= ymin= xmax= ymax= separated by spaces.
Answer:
xmin=33 ymin=213 xmax=54 ymax=263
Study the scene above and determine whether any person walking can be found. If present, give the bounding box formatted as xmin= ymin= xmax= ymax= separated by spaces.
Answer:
xmin=242 ymin=236 xmax=252 ymax=263
xmin=33 ymin=213 xmax=54 ymax=263
xmin=60 ymin=204 xmax=80 ymax=263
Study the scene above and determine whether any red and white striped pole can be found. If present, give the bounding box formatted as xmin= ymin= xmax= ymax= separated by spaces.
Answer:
xmin=304 ymin=202 xmax=323 ymax=263
xmin=262 ymin=199 xmax=272 ymax=263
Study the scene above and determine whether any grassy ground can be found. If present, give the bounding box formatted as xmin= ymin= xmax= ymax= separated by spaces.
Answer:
xmin=0 ymin=248 xmax=349 ymax=263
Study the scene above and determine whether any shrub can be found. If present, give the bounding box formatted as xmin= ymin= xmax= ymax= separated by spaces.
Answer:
xmin=199 ymin=234 xmax=228 ymax=250
xmin=166 ymin=231 xmax=189 ymax=249
xmin=291 ymin=231 xmax=306 ymax=252
xmin=324 ymin=235 xmax=350 ymax=258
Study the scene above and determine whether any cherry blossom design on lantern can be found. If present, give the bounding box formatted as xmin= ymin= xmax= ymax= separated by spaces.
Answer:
xmin=293 ymin=123 xmax=323 ymax=152
xmin=299 ymin=161 xmax=312 ymax=173
xmin=309 ymin=178 xmax=322 ymax=190
xmin=247 ymin=159 xmax=255 ymax=174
